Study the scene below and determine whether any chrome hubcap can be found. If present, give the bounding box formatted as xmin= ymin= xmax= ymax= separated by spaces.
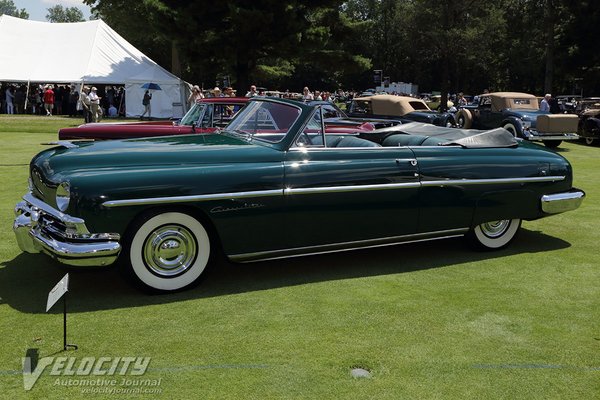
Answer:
xmin=143 ymin=225 xmax=197 ymax=276
xmin=480 ymin=220 xmax=510 ymax=238
xmin=585 ymin=137 xmax=594 ymax=145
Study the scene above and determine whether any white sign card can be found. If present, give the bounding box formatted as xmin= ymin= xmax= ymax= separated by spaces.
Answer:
xmin=46 ymin=273 xmax=69 ymax=312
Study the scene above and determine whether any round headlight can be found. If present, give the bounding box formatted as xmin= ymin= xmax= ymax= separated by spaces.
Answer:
xmin=56 ymin=182 xmax=71 ymax=212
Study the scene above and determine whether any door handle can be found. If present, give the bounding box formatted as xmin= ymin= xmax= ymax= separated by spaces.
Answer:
xmin=396 ymin=159 xmax=418 ymax=166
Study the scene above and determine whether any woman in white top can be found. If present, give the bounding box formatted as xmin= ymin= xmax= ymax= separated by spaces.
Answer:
xmin=187 ymin=85 xmax=204 ymax=107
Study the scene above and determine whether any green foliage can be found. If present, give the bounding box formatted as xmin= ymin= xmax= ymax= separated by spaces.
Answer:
xmin=0 ymin=0 xmax=28 ymax=19
xmin=45 ymin=5 xmax=85 ymax=23
xmin=35 ymin=0 xmax=600 ymax=94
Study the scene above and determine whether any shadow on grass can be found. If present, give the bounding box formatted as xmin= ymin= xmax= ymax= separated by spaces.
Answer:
xmin=0 ymin=228 xmax=570 ymax=314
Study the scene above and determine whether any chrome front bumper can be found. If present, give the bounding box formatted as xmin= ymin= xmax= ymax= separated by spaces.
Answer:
xmin=541 ymin=189 xmax=585 ymax=214
xmin=13 ymin=193 xmax=121 ymax=266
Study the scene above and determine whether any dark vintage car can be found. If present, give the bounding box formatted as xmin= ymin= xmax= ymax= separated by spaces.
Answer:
xmin=575 ymin=97 xmax=600 ymax=145
xmin=346 ymin=94 xmax=456 ymax=127
xmin=58 ymin=97 xmax=249 ymax=140
xmin=14 ymin=97 xmax=584 ymax=292
xmin=455 ymin=92 xmax=579 ymax=148
xmin=308 ymin=100 xmax=402 ymax=131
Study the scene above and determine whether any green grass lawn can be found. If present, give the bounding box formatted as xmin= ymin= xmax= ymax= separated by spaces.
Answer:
xmin=0 ymin=115 xmax=599 ymax=399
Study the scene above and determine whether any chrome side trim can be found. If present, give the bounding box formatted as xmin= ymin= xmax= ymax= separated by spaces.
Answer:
xmin=229 ymin=228 xmax=469 ymax=262
xmin=289 ymin=146 xmax=384 ymax=151
xmin=421 ymin=176 xmax=565 ymax=187
xmin=284 ymin=182 xmax=421 ymax=195
xmin=102 ymin=176 xmax=568 ymax=207
xmin=541 ymin=189 xmax=585 ymax=214
xmin=102 ymin=189 xmax=283 ymax=208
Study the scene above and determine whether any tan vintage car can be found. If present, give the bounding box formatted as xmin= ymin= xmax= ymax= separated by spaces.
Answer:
xmin=455 ymin=92 xmax=579 ymax=148
xmin=347 ymin=94 xmax=456 ymax=127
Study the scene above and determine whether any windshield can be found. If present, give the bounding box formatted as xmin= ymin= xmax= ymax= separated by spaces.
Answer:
xmin=180 ymin=103 xmax=207 ymax=126
xmin=224 ymin=101 xmax=301 ymax=143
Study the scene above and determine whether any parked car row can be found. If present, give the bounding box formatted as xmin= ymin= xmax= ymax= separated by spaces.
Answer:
xmin=59 ymin=97 xmax=401 ymax=140
xmin=14 ymin=97 xmax=585 ymax=292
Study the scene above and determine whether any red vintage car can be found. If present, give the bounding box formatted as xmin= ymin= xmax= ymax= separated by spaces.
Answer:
xmin=58 ymin=98 xmax=394 ymax=140
xmin=59 ymin=97 xmax=248 ymax=140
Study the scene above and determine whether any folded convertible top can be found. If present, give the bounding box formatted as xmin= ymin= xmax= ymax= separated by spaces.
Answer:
xmin=375 ymin=122 xmax=519 ymax=148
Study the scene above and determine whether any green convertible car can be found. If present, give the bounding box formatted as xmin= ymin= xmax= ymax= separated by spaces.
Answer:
xmin=14 ymin=97 xmax=585 ymax=292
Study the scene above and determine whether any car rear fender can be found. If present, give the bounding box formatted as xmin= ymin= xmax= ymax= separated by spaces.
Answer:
xmin=471 ymin=189 xmax=540 ymax=226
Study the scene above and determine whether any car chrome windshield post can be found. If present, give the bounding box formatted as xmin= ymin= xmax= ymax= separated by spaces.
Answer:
xmin=320 ymin=106 xmax=326 ymax=147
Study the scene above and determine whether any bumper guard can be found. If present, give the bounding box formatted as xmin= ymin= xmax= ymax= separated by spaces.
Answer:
xmin=13 ymin=193 xmax=121 ymax=266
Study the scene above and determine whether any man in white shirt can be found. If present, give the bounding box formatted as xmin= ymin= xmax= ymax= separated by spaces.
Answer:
xmin=540 ymin=94 xmax=551 ymax=112
xmin=88 ymin=87 xmax=101 ymax=122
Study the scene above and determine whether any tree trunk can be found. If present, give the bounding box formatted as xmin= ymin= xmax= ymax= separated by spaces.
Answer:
xmin=236 ymin=53 xmax=250 ymax=96
xmin=440 ymin=55 xmax=450 ymax=112
xmin=544 ymin=1 xmax=555 ymax=93
xmin=171 ymin=41 xmax=181 ymax=77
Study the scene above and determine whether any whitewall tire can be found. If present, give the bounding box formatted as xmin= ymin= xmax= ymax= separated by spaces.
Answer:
xmin=467 ymin=219 xmax=521 ymax=250
xmin=456 ymin=109 xmax=473 ymax=129
xmin=503 ymin=123 xmax=519 ymax=137
xmin=123 ymin=211 xmax=211 ymax=292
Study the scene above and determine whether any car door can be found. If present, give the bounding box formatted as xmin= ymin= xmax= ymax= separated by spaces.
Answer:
xmin=477 ymin=96 xmax=497 ymax=129
xmin=283 ymin=109 xmax=420 ymax=249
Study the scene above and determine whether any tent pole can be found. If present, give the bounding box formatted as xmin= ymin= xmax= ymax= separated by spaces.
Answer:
xmin=24 ymin=81 xmax=30 ymax=113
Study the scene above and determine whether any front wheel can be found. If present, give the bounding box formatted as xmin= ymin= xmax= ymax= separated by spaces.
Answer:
xmin=466 ymin=219 xmax=521 ymax=250
xmin=122 ymin=211 xmax=211 ymax=293
xmin=502 ymin=122 xmax=520 ymax=138
xmin=584 ymin=137 xmax=596 ymax=146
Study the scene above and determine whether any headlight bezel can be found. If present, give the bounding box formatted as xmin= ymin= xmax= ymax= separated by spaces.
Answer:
xmin=55 ymin=181 xmax=71 ymax=212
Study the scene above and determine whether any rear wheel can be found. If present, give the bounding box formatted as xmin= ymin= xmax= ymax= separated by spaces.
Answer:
xmin=584 ymin=137 xmax=596 ymax=145
xmin=544 ymin=140 xmax=562 ymax=148
xmin=121 ymin=211 xmax=211 ymax=293
xmin=456 ymin=109 xmax=472 ymax=129
xmin=466 ymin=219 xmax=521 ymax=250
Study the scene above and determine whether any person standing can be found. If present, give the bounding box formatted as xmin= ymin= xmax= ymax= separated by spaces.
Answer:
xmin=540 ymin=94 xmax=551 ymax=112
xmin=140 ymin=90 xmax=152 ymax=120
xmin=224 ymin=87 xmax=235 ymax=97
xmin=79 ymin=86 xmax=91 ymax=122
xmin=88 ymin=87 xmax=101 ymax=122
xmin=187 ymin=85 xmax=204 ymax=107
xmin=5 ymin=86 xmax=15 ymax=114
xmin=15 ymin=86 xmax=26 ymax=114
xmin=302 ymin=87 xmax=314 ymax=101
xmin=245 ymin=85 xmax=258 ymax=97
xmin=43 ymin=85 xmax=55 ymax=116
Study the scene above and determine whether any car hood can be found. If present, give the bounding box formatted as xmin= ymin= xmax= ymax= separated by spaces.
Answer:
xmin=33 ymin=133 xmax=281 ymax=179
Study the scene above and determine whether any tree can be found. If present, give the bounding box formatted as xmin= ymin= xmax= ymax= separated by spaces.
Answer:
xmin=46 ymin=5 xmax=85 ymax=23
xmin=84 ymin=0 xmax=370 ymax=92
xmin=0 ymin=0 xmax=29 ymax=19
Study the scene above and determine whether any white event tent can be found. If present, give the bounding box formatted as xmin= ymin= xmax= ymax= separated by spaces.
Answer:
xmin=0 ymin=15 xmax=188 ymax=118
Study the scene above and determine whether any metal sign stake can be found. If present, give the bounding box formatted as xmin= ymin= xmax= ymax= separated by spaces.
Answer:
xmin=47 ymin=273 xmax=77 ymax=351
